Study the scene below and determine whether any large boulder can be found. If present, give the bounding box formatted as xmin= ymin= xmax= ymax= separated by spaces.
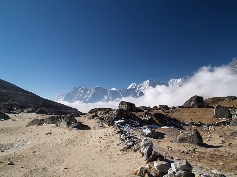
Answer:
xmin=141 ymin=145 xmax=153 ymax=160
xmin=214 ymin=105 xmax=231 ymax=118
xmin=154 ymin=161 xmax=170 ymax=173
xmin=0 ymin=112 xmax=10 ymax=120
xmin=171 ymin=160 xmax=192 ymax=173
xmin=182 ymin=95 xmax=209 ymax=108
xmin=93 ymin=108 xmax=141 ymax=126
xmin=26 ymin=118 xmax=45 ymax=126
xmin=88 ymin=108 xmax=112 ymax=114
xmin=140 ymin=139 xmax=153 ymax=160
xmin=172 ymin=129 xmax=203 ymax=145
xmin=146 ymin=151 xmax=164 ymax=163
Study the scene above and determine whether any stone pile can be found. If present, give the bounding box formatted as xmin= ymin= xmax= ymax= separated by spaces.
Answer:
xmin=88 ymin=108 xmax=185 ymax=134
xmin=26 ymin=114 xmax=90 ymax=130
xmin=115 ymin=119 xmax=196 ymax=177
xmin=135 ymin=159 xmax=196 ymax=177
xmin=89 ymin=109 xmax=141 ymax=126
xmin=172 ymin=129 xmax=203 ymax=145
xmin=115 ymin=124 xmax=141 ymax=151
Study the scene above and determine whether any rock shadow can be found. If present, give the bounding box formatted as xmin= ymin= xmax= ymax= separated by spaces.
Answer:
xmin=73 ymin=122 xmax=91 ymax=130
xmin=155 ymin=132 xmax=166 ymax=139
xmin=200 ymin=143 xmax=223 ymax=148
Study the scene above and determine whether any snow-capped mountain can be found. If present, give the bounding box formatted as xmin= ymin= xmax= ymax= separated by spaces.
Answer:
xmin=54 ymin=60 xmax=237 ymax=103
xmin=53 ymin=92 xmax=66 ymax=102
xmin=135 ymin=79 xmax=166 ymax=97
xmin=167 ymin=76 xmax=188 ymax=86
xmin=62 ymin=86 xmax=88 ymax=102
xmin=54 ymin=77 xmax=188 ymax=103
xmin=127 ymin=83 xmax=137 ymax=89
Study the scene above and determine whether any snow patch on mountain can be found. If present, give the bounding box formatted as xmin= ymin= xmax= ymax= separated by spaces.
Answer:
xmin=127 ymin=83 xmax=137 ymax=89
xmin=167 ymin=76 xmax=188 ymax=86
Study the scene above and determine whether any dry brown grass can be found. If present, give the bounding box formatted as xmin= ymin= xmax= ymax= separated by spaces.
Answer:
xmin=167 ymin=108 xmax=216 ymax=124
xmin=204 ymin=97 xmax=237 ymax=107
xmin=164 ymin=97 xmax=237 ymax=125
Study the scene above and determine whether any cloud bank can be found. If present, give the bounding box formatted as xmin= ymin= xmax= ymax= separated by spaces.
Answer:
xmin=60 ymin=64 xmax=237 ymax=113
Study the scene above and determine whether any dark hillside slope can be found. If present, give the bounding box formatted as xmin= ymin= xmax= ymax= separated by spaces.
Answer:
xmin=0 ymin=79 xmax=80 ymax=115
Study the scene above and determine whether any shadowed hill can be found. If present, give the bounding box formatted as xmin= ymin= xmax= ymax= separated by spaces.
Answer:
xmin=0 ymin=79 xmax=81 ymax=115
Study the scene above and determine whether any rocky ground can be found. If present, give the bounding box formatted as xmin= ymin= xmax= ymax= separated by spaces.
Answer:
xmin=0 ymin=109 xmax=237 ymax=177
xmin=152 ymin=126 xmax=237 ymax=176
xmin=1 ymin=79 xmax=237 ymax=176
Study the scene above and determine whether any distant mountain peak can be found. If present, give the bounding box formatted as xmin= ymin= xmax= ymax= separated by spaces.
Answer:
xmin=136 ymin=79 xmax=162 ymax=93
xmin=54 ymin=77 xmax=188 ymax=103
xmin=54 ymin=92 xmax=66 ymax=102
xmin=127 ymin=83 xmax=137 ymax=89
xmin=167 ymin=76 xmax=189 ymax=86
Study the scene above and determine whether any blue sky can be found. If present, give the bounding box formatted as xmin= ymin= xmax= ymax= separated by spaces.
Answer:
xmin=1 ymin=0 xmax=237 ymax=100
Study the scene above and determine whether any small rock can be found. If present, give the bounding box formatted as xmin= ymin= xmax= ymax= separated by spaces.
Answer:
xmin=45 ymin=132 xmax=52 ymax=135
xmin=132 ymin=143 xmax=141 ymax=151
xmin=146 ymin=151 xmax=164 ymax=163
xmin=147 ymin=169 xmax=157 ymax=177
xmin=220 ymin=140 xmax=225 ymax=144
xmin=8 ymin=161 xmax=14 ymax=165
xmin=134 ymin=166 xmax=147 ymax=176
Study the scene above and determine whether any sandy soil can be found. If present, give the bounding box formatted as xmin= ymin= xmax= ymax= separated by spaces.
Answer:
xmin=0 ymin=113 xmax=144 ymax=177
xmin=1 ymin=112 xmax=237 ymax=177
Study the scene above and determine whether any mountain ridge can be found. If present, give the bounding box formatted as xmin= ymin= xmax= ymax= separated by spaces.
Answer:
xmin=0 ymin=79 xmax=80 ymax=115
xmin=55 ymin=59 xmax=237 ymax=104
xmin=54 ymin=77 xmax=188 ymax=103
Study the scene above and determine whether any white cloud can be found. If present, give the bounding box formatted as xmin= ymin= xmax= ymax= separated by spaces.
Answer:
xmin=59 ymin=100 xmax=119 ymax=113
xmin=60 ymin=64 xmax=237 ymax=113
